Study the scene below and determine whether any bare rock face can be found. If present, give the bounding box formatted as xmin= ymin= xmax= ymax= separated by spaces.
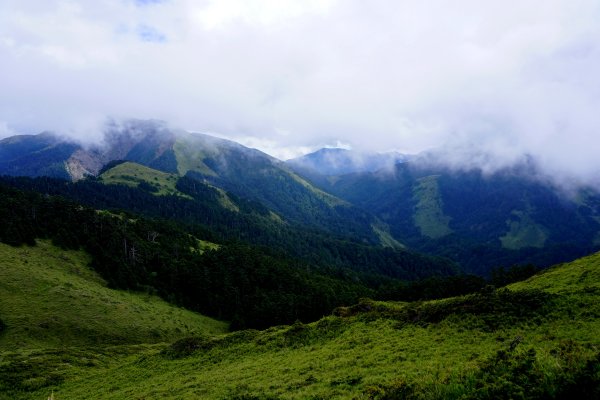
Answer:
xmin=65 ymin=148 xmax=104 ymax=181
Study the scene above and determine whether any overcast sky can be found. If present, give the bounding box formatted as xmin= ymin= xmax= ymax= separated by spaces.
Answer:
xmin=1 ymin=0 xmax=600 ymax=180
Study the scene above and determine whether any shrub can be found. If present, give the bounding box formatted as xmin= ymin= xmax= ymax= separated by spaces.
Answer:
xmin=161 ymin=336 xmax=211 ymax=359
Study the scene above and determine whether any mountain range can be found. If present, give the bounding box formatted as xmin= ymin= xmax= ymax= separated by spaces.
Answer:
xmin=1 ymin=119 xmax=600 ymax=275
xmin=289 ymin=157 xmax=600 ymax=274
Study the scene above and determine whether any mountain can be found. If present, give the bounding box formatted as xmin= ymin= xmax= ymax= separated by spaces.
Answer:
xmin=295 ymin=159 xmax=600 ymax=275
xmin=0 ymin=132 xmax=94 ymax=180
xmin=287 ymin=147 xmax=409 ymax=175
xmin=0 ymin=121 xmax=391 ymax=244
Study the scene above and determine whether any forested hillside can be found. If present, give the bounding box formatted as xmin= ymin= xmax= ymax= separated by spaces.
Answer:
xmin=295 ymin=158 xmax=600 ymax=275
xmin=0 ymin=175 xmax=456 ymax=283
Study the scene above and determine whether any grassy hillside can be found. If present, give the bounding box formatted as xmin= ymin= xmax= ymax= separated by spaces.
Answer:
xmin=0 ymin=240 xmax=227 ymax=350
xmin=99 ymin=161 xmax=184 ymax=197
xmin=412 ymin=175 xmax=452 ymax=239
xmin=5 ymin=251 xmax=599 ymax=399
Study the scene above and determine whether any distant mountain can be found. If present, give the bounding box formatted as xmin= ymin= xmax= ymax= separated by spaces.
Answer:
xmin=100 ymin=122 xmax=386 ymax=240
xmin=287 ymin=147 xmax=409 ymax=175
xmin=295 ymin=159 xmax=600 ymax=275
xmin=0 ymin=132 xmax=94 ymax=180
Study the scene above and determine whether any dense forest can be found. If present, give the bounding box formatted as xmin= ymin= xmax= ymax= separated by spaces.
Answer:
xmin=0 ymin=177 xmax=546 ymax=331
xmin=0 ymin=175 xmax=457 ymax=281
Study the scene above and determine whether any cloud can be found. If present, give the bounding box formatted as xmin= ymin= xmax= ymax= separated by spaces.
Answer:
xmin=136 ymin=24 xmax=167 ymax=42
xmin=135 ymin=0 xmax=165 ymax=6
xmin=0 ymin=0 xmax=600 ymax=184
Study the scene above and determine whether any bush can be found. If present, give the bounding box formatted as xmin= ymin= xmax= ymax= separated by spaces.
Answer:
xmin=345 ymin=289 xmax=553 ymax=331
xmin=469 ymin=341 xmax=600 ymax=400
xmin=161 ymin=336 xmax=211 ymax=359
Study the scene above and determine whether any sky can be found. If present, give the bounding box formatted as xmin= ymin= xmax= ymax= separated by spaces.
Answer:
xmin=1 ymin=0 xmax=600 ymax=181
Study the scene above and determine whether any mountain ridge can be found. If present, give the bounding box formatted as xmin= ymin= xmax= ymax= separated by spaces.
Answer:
xmin=3 ymin=121 xmax=600 ymax=275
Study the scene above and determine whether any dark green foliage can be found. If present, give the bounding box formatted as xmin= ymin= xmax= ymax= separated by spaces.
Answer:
xmin=470 ymin=346 xmax=547 ymax=399
xmin=97 ymin=159 xmax=128 ymax=175
xmin=0 ymin=175 xmax=458 ymax=281
xmin=468 ymin=341 xmax=600 ymax=400
xmin=377 ymin=274 xmax=486 ymax=301
xmin=338 ymin=289 xmax=553 ymax=331
xmin=137 ymin=180 xmax=159 ymax=193
xmin=163 ymin=330 xmax=263 ymax=359
xmin=162 ymin=336 xmax=212 ymax=359
xmin=401 ymin=289 xmax=552 ymax=330
xmin=490 ymin=264 xmax=540 ymax=287
xmin=364 ymin=379 xmax=420 ymax=400
xmin=558 ymin=351 xmax=600 ymax=399
xmin=364 ymin=342 xmax=600 ymax=400
xmin=0 ymin=355 xmax=64 ymax=392
xmin=225 ymin=394 xmax=281 ymax=400
xmin=376 ymin=266 xmax=542 ymax=302
xmin=0 ymin=318 xmax=4 ymax=333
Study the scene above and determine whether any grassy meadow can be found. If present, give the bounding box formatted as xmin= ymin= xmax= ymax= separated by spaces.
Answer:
xmin=99 ymin=162 xmax=185 ymax=197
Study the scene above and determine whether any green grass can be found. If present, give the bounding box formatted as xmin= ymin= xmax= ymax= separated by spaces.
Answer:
xmin=508 ymin=251 xmax=600 ymax=294
xmin=413 ymin=175 xmax=453 ymax=239
xmin=288 ymin=171 xmax=348 ymax=208
xmin=3 ymin=247 xmax=599 ymax=399
xmin=0 ymin=240 xmax=227 ymax=350
xmin=190 ymin=237 xmax=221 ymax=254
xmin=99 ymin=161 xmax=186 ymax=197
xmin=173 ymin=135 xmax=219 ymax=177
xmin=500 ymin=209 xmax=548 ymax=250
xmin=371 ymin=223 xmax=405 ymax=249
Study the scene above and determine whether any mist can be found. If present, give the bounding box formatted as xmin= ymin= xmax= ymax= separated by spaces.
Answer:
xmin=1 ymin=0 xmax=600 ymax=185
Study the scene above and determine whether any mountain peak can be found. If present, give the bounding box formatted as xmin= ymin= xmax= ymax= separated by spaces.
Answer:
xmin=287 ymin=148 xmax=409 ymax=175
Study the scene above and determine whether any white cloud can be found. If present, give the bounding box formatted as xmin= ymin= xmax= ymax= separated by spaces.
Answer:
xmin=0 ymin=0 xmax=600 ymax=182
xmin=0 ymin=121 xmax=16 ymax=139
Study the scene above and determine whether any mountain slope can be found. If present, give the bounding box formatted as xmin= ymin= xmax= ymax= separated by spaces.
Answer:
xmin=302 ymin=161 xmax=600 ymax=274
xmin=7 ymin=250 xmax=599 ymax=399
xmin=0 ymin=132 xmax=84 ymax=180
xmin=99 ymin=161 xmax=187 ymax=197
xmin=172 ymin=132 xmax=361 ymax=231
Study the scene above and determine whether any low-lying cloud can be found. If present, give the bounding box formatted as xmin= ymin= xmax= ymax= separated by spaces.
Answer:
xmin=1 ymin=0 xmax=599 ymax=183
